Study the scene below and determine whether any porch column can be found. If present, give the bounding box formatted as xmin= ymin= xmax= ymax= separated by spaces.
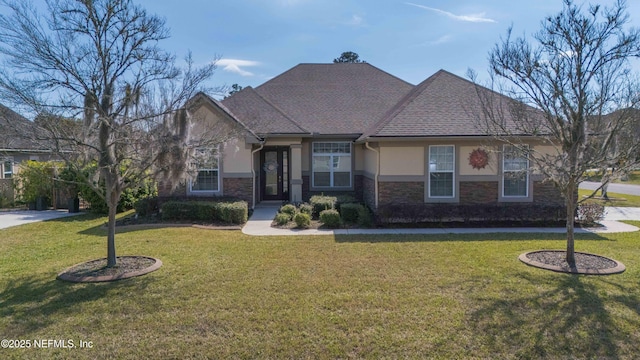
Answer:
xmin=290 ymin=144 xmax=303 ymax=203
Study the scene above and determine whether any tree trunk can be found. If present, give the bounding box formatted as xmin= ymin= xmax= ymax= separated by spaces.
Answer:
xmin=106 ymin=190 xmax=118 ymax=267
xmin=565 ymin=180 xmax=577 ymax=265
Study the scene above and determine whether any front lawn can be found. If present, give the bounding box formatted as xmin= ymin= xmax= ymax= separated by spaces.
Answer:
xmin=2 ymin=214 xmax=640 ymax=358
xmin=579 ymin=189 xmax=640 ymax=207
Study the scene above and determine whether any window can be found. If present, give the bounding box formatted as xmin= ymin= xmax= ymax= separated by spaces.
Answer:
xmin=312 ymin=142 xmax=351 ymax=187
xmin=503 ymin=145 xmax=529 ymax=197
xmin=2 ymin=159 xmax=13 ymax=179
xmin=190 ymin=148 xmax=219 ymax=192
xmin=429 ymin=145 xmax=455 ymax=197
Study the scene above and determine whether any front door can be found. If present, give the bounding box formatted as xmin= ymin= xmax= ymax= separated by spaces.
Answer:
xmin=261 ymin=147 xmax=289 ymax=201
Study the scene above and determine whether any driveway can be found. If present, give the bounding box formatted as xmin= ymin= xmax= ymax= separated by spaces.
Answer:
xmin=580 ymin=181 xmax=640 ymax=196
xmin=0 ymin=210 xmax=83 ymax=230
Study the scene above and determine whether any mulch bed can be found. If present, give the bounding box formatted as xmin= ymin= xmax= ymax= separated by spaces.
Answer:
xmin=57 ymin=256 xmax=162 ymax=283
xmin=519 ymin=250 xmax=625 ymax=275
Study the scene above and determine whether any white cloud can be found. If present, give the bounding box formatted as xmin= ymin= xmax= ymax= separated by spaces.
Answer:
xmin=405 ymin=3 xmax=496 ymax=23
xmin=217 ymin=59 xmax=261 ymax=77
xmin=346 ymin=14 xmax=364 ymax=26
xmin=430 ymin=34 xmax=453 ymax=45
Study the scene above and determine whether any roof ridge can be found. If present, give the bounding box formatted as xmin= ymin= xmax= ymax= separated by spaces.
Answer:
xmin=250 ymin=88 xmax=310 ymax=134
xmin=359 ymin=70 xmax=447 ymax=140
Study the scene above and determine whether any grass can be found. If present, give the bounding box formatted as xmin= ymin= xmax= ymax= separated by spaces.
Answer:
xmin=579 ymin=189 xmax=640 ymax=207
xmin=2 ymin=213 xmax=640 ymax=358
xmin=585 ymin=170 xmax=640 ymax=185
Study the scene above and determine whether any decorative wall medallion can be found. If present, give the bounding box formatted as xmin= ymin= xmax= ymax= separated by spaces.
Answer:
xmin=263 ymin=160 xmax=279 ymax=173
xmin=469 ymin=148 xmax=490 ymax=170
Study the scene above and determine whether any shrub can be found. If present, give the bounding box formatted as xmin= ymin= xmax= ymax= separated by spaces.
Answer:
xmin=310 ymin=195 xmax=336 ymax=217
xmin=299 ymin=202 xmax=313 ymax=216
xmin=357 ymin=206 xmax=374 ymax=228
xmin=280 ymin=204 xmax=297 ymax=219
xmin=294 ymin=212 xmax=311 ymax=228
xmin=161 ymin=201 xmax=215 ymax=221
xmin=274 ymin=212 xmax=291 ymax=226
xmin=577 ymin=203 xmax=605 ymax=225
xmin=320 ymin=209 xmax=341 ymax=228
xmin=340 ymin=203 xmax=362 ymax=223
xmin=14 ymin=160 xmax=56 ymax=204
xmin=336 ymin=195 xmax=357 ymax=210
xmin=134 ymin=196 xmax=159 ymax=217
xmin=215 ymin=201 xmax=249 ymax=224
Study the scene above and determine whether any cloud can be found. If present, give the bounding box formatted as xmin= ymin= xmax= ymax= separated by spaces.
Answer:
xmin=405 ymin=3 xmax=496 ymax=23
xmin=217 ymin=59 xmax=261 ymax=77
xmin=430 ymin=34 xmax=453 ymax=45
xmin=346 ymin=14 xmax=364 ymax=26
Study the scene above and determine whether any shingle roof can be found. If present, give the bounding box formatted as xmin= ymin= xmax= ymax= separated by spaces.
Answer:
xmin=359 ymin=70 xmax=524 ymax=140
xmin=190 ymin=92 xmax=261 ymax=140
xmin=220 ymin=87 xmax=308 ymax=135
xmin=0 ymin=104 xmax=49 ymax=151
xmin=223 ymin=63 xmax=414 ymax=136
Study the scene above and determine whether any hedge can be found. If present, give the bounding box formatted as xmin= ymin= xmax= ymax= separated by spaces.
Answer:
xmin=160 ymin=200 xmax=248 ymax=224
xmin=340 ymin=203 xmax=362 ymax=223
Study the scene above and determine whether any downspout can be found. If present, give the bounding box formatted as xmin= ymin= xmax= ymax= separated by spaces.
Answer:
xmin=365 ymin=142 xmax=379 ymax=209
xmin=251 ymin=142 xmax=264 ymax=209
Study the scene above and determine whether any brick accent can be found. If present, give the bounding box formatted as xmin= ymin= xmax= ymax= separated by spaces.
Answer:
xmin=533 ymin=181 xmax=565 ymax=205
xmin=223 ymin=177 xmax=253 ymax=204
xmin=362 ymin=176 xmax=375 ymax=209
xmin=459 ymin=181 xmax=498 ymax=204
xmin=301 ymin=175 xmax=363 ymax=203
xmin=378 ymin=181 xmax=424 ymax=205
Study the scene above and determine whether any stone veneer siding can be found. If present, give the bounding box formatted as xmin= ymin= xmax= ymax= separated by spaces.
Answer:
xmin=222 ymin=177 xmax=253 ymax=204
xmin=378 ymin=181 xmax=424 ymax=205
xmin=459 ymin=181 xmax=498 ymax=204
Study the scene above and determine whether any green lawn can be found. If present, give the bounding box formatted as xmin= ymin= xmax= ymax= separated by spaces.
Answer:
xmin=579 ymin=189 xmax=640 ymax=207
xmin=2 ymin=214 xmax=640 ymax=358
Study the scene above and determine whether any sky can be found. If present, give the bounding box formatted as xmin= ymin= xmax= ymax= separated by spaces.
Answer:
xmin=36 ymin=0 xmax=640 ymax=95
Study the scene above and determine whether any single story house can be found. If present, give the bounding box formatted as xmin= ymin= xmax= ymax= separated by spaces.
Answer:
xmin=159 ymin=63 xmax=564 ymax=218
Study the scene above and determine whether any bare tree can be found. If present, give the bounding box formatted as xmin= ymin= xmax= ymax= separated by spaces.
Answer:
xmin=471 ymin=0 xmax=640 ymax=265
xmin=0 ymin=0 xmax=228 ymax=267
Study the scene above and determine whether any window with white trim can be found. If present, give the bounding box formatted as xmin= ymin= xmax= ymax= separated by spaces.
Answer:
xmin=190 ymin=148 xmax=220 ymax=192
xmin=2 ymin=159 xmax=13 ymax=179
xmin=503 ymin=145 xmax=529 ymax=197
xmin=429 ymin=145 xmax=455 ymax=197
xmin=312 ymin=142 xmax=351 ymax=187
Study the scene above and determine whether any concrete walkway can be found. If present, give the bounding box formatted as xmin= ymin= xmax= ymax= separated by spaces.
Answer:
xmin=0 ymin=209 xmax=83 ymax=230
xmin=242 ymin=205 xmax=640 ymax=236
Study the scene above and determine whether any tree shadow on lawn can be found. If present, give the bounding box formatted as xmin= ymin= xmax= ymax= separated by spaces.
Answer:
xmin=0 ymin=274 xmax=152 ymax=337
xmin=466 ymin=272 xmax=640 ymax=358
xmin=334 ymin=232 xmax=608 ymax=243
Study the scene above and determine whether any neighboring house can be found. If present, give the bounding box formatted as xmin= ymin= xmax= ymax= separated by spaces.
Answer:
xmin=160 ymin=63 xmax=564 ymax=216
xmin=0 ymin=105 xmax=57 ymax=203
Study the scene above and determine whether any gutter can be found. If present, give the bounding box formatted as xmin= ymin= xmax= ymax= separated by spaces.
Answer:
xmin=250 ymin=142 xmax=264 ymax=209
xmin=365 ymin=142 xmax=379 ymax=209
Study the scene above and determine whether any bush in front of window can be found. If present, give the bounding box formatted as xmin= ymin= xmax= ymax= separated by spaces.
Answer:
xmin=214 ymin=201 xmax=249 ymax=224
xmin=340 ymin=203 xmax=362 ymax=223
xmin=160 ymin=200 xmax=248 ymax=224
xmin=280 ymin=204 xmax=297 ymax=220
xmin=335 ymin=195 xmax=357 ymax=210
xmin=294 ymin=212 xmax=311 ymax=228
xmin=134 ymin=196 xmax=159 ymax=217
xmin=320 ymin=209 xmax=341 ymax=228
xmin=310 ymin=195 xmax=336 ymax=218
xmin=161 ymin=201 xmax=215 ymax=221
xmin=357 ymin=206 xmax=374 ymax=228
